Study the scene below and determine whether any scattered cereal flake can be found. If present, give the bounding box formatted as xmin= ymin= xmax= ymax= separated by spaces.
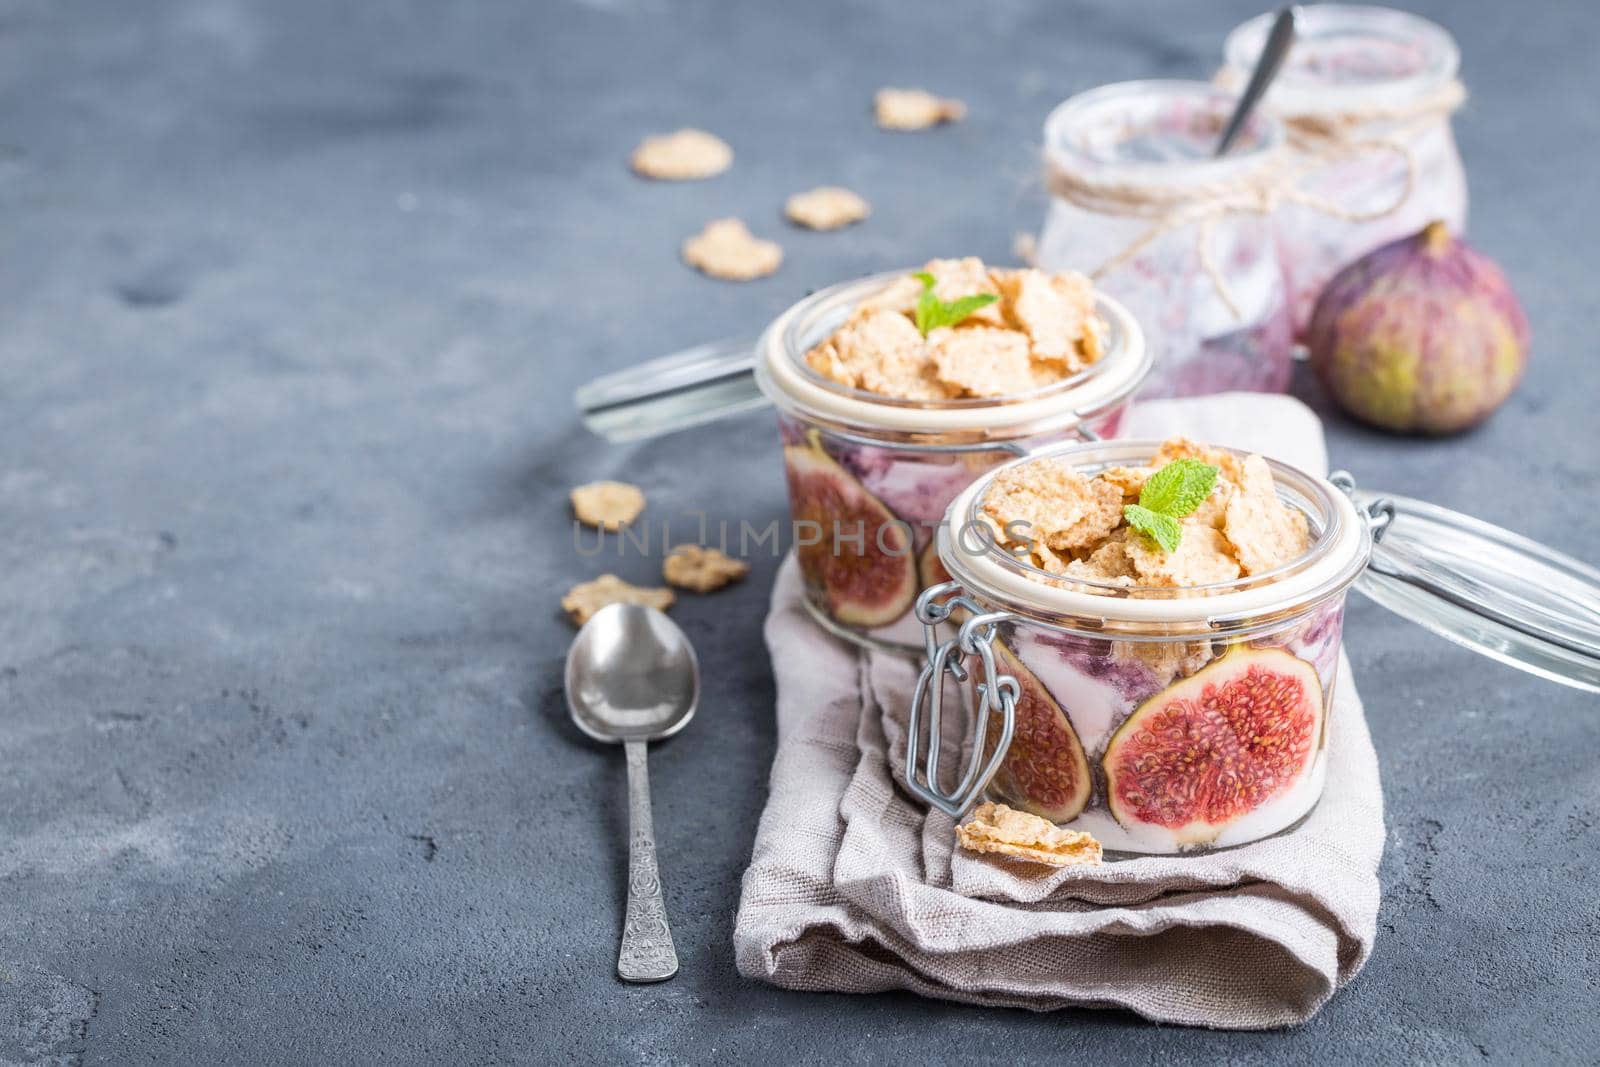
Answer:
xmin=1152 ymin=437 xmax=1247 ymax=485
xmin=1223 ymin=454 xmax=1311 ymax=574
xmin=571 ymin=480 xmax=646 ymax=531
xmin=682 ymin=218 xmax=782 ymax=281
xmin=561 ymin=574 xmax=674 ymax=626
xmin=785 ymin=186 xmax=871 ymax=230
xmin=662 ymin=544 xmax=749 ymax=593
xmin=955 ymin=802 xmax=1102 ymax=867
xmin=629 ymin=128 xmax=733 ymax=180
xmin=993 ymin=268 xmax=1099 ymax=367
xmin=1112 ymin=639 xmax=1216 ymax=687
xmin=1124 ymin=523 xmax=1242 ymax=588
xmin=875 ymin=87 xmax=966 ymax=131
xmin=983 ymin=458 xmax=1123 ymax=553
xmin=927 ymin=324 xmax=1038 ymax=398
xmin=1095 ymin=465 xmax=1155 ymax=502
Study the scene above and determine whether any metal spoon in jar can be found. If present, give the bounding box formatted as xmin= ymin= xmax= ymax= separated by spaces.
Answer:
xmin=565 ymin=603 xmax=700 ymax=983
xmin=1215 ymin=5 xmax=1297 ymax=157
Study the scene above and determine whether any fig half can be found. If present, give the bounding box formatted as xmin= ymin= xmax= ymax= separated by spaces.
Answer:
xmin=784 ymin=440 xmax=918 ymax=628
xmin=981 ymin=639 xmax=1092 ymax=823
xmin=1102 ymin=646 xmax=1324 ymax=844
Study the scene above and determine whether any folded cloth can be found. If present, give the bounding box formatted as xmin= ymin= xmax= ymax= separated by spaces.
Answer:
xmin=733 ymin=394 xmax=1384 ymax=1030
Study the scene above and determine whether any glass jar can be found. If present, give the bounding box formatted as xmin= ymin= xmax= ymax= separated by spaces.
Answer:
xmin=1221 ymin=5 xmax=1468 ymax=336
xmin=754 ymin=272 xmax=1151 ymax=654
xmin=904 ymin=440 xmax=1600 ymax=855
xmin=1036 ymin=80 xmax=1294 ymax=400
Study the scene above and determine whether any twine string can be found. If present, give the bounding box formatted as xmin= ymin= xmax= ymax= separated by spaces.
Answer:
xmin=1045 ymin=79 xmax=1465 ymax=320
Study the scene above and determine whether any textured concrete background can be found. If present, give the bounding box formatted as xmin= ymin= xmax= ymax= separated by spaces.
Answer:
xmin=1 ymin=0 xmax=1596 ymax=1063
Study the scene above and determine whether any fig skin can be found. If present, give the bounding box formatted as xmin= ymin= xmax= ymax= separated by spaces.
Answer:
xmin=917 ymin=538 xmax=952 ymax=591
xmin=1307 ymin=221 xmax=1529 ymax=436
xmin=783 ymin=440 xmax=918 ymax=628
xmin=981 ymin=639 xmax=1092 ymax=824
xmin=1102 ymin=645 xmax=1324 ymax=845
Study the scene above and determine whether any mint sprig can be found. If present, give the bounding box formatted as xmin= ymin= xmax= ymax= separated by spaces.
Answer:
xmin=1123 ymin=458 xmax=1219 ymax=553
xmin=911 ymin=271 xmax=998 ymax=337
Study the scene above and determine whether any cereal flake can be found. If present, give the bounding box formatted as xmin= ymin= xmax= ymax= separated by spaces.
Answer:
xmin=571 ymin=480 xmax=645 ymax=531
xmin=1063 ymin=538 xmax=1138 ymax=585
xmin=1152 ymin=436 xmax=1247 ymax=486
xmin=983 ymin=458 xmax=1123 ymax=553
xmin=561 ymin=574 xmax=674 ymax=626
xmin=785 ymin=186 xmax=871 ymax=230
xmin=662 ymin=544 xmax=750 ymax=593
xmin=927 ymin=324 xmax=1038 ymax=398
xmin=1123 ymin=523 xmax=1242 ymax=588
xmin=994 ymin=268 xmax=1099 ymax=367
xmin=630 ymin=128 xmax=733 ymax=181
xmin=874 ymin=87 xmax=966 ymax=131
xmin=804 ymin=308 xmax=946 ymax=398
xmin=682 ymin=218 xmax=782 ymax=281
xmin=955 ymin=802 xmax=1102 ymax=867
xmin=1223 ymin=455 xmax=1311 ymax=575
xmin=1095 ymin=465 xmax=1155 ymax=502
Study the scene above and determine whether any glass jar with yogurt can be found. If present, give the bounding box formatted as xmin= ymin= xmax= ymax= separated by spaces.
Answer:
xmin=754 ymin=270 xmax=1150 ymax=653
xmin=904 ymin=440 xmax=1600 ymax=855
xmin=1036 ymin=80 xmax=1293 ymax=400
xmin=1220 ymin=4 xmax=1468 ymax=336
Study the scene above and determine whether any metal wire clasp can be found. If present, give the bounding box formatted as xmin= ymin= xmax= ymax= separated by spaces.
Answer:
xmin=1329 ymin=470 xmax=1395 ymax=543
xmin=905 ymin=583 xmax=1018 ymax=818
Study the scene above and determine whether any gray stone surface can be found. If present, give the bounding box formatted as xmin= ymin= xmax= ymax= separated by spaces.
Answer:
xmin=1 ymin=0 xmax=1596 ymax=1062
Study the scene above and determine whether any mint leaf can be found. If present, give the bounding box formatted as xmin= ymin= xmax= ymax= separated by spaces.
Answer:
xmin=1123 ymin=504 xmax=1183 ymax=553
xmin=1138 ymin=459 xmax=1218 ymax=519
xmin=1122 ymin=459 xmax=1220 ymax=553
xmin=911 ymin=272 xmax=999 ymax=337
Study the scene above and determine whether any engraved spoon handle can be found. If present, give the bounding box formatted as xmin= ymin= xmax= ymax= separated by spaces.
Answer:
xmin=617 ymin=739 xmax=679 ymax=982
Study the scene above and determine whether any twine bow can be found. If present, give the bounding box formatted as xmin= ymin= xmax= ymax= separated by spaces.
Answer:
xmin=1044 ymin=79 xmax=1467 ymax=320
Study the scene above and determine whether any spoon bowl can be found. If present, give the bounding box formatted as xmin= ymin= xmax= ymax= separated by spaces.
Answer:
xmin=566 ymin=603 xmax=699 ymax=743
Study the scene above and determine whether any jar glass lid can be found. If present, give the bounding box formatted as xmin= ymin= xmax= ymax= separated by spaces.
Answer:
xmin=1340 ymin=477 xmax=1600 ymax=694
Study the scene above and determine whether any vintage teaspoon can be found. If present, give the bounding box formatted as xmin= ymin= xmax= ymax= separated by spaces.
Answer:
xmin=565 ymin=603 xmax=700 ymax=982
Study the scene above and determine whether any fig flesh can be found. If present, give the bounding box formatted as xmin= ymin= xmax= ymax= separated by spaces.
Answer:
xmin=981 ymin=639 xmax=1092 ymax=823
xmin=1103 ymin=646 xmax=1323 ymax=844
xmin=784 ymin=440 xmax=918 ymax=628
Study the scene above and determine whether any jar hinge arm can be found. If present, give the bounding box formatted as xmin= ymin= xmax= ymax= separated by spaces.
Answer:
xmin=904 ymin=605 xmax=1019 ymax=818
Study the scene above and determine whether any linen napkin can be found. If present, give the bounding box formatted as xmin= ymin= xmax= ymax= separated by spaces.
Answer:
xmin=733 ymin=393 xmax=1385 ymax=1030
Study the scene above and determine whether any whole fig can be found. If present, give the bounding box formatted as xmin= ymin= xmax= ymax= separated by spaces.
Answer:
xmin=1307 ymin=221 xmax=1529 ymax=435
